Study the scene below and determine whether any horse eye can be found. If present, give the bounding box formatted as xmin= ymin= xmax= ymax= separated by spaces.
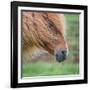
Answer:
xmin=48 ymin=21 xmax=53 ymax=28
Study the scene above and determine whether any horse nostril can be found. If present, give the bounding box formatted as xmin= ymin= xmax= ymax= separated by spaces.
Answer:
xmin=61 ymin=50 xmax=66 ymax=56
xmin=56 ymin=54 xmax=58 ymax=58
xmin=61 ymin=51 xmax=65 ymax=54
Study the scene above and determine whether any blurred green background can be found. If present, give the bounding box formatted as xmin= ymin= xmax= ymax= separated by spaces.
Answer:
xmin=22 ymin=14 xmax=79 ymax=77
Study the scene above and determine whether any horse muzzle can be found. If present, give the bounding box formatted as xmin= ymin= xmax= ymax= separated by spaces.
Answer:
xmin=55 ymin=49 xmax=68 ymax=63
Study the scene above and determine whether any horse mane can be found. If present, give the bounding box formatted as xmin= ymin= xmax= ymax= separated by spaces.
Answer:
xmin=22 ymin=12 xmax=65 ymax=55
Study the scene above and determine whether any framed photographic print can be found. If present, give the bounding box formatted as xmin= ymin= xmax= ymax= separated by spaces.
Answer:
xmin=11 ymin=1 xmax=88 ymax=88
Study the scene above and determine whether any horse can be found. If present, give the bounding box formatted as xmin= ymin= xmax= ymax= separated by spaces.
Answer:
xmin=22 ymin=11 xmax=68 ymax=62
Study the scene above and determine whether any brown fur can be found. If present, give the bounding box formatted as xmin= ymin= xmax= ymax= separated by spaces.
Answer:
xmin=22 ymin=12 xmax=67 ymax=56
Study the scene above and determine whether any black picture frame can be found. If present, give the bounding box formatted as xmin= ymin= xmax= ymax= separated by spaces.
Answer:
xmin=11 ymin=1 xmax=88 ymax=88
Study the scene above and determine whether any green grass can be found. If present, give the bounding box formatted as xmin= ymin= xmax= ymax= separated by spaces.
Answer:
xmin=65 ymin=14 xmax=79 ymax=62
xmin=22 ymin=62 xmax=79 ymax=77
